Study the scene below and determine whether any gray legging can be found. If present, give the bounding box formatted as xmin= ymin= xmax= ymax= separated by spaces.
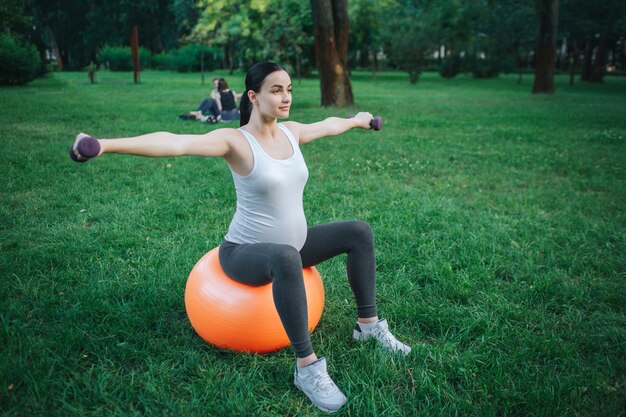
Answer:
xmin=218 ymin=220 xmax=378 ymax=358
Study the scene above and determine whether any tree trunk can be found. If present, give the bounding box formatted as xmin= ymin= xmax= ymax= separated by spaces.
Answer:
xmin=310 ymin=0 xmax=354 ymax=107
xmin=151 ymin=12 xmax=164 ymax=54
xmin=229 ymin=50 xmax=235 ymax=75
xmin=589 ymin=34 xmax=607 ymax=82
xmin=359 ymin=49 xmax=367 ymax=68
xmin=581 ymin=39 xmax=593 ymax=81
xmin=569 ymin=40 xmax=577 ymax=87
xmin=296 ymin=52 xmax=302 ymax=84
xmin=222 ymin=46 xmax=230 ymax=70
xmin=201 ymin=47 xmax=205 ymax=85
xmin=517 ymin=50 xmax=524 ymax=84
xmin=332 ymin=0 xmax=350 ymax=77
xmin=610 ymin=40 xmax=617 ymax=67
xmin=532 ymin=0 xmax=559 ymax=94
xmin=623 ymin=35 xmax=626 ymax=74
xmin=228 ymin=44 xmax=236 ymax=75
xmin=372 ymin=50 xmax=377 ymax=80
xmin=46 ymin=26 xmax=63 ymax=70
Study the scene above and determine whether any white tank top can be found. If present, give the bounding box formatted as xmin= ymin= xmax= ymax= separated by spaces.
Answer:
xmin=224 ymin=123 xmax=309 ymax=250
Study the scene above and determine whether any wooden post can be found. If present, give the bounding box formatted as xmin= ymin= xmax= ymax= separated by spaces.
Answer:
xmin=131 ymin=25 xmax=140 ymax=84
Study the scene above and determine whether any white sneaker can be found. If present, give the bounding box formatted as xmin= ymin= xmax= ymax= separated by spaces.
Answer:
xmin=294 ymin=358 xmax=347 ymax=413
xmin=353 ymin=319 xmax=411 ymax=356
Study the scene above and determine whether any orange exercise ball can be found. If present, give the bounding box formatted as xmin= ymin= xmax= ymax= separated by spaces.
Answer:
xmin=185 ymin=247 xmax=325 ymax=354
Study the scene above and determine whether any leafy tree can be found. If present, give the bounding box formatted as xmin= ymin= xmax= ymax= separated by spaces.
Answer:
xmin=260 ymin=0 xmax=314 ymax=80
xmin=170 ymin=0 xmax=202 ymax=41
xmin=192 ymin=0 xmax=267 ymax=72
xmin=381 ymin=0 xmax=440 ymax=83
xmin=1 ymin=0 xmax=31 ymax=34
xmin=118 ymin=0 xmax=179 ymax=53
xmin=432 ymin=0 xmax=536 ymax=80
xmin=483 ymin=0 xmax=536 ymax=82
xmin=560 ymin=0 xmax=626 ymax=83
xmin=1 ymin=0 xmax=44 ymax=82
xmin=349 ymin=0 xmax=394 ymax=78
xmin=27 ymin=0 xmax=180 ymax=69
xmin=0 ymin=33 xmax=41 ymax=85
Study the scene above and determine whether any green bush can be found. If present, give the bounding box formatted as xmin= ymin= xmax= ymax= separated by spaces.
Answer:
xmin=499 ymin=55 xmax=518 ymax=74
xmin=151 ymin=52 xmax=175 ymax=71
xmin=470 ymin=55 xmax=500 ymax=79
xmin=439 ymin=54 xmax=464 ymax=79
xmin=151 ymin=45 xmax=222 ymax=72
xmin=0 ymin=33 xmax=42 ymax=86
xmin=99 ymin=46 xmax=150 ymax=71
xmin=173 ymin=44 xmax=222 ymax=73
xmin=172 ymin=44 xmax=198 ymax=72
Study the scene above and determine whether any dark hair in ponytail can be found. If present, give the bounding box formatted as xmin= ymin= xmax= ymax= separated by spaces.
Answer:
xmin=239 ymin=62 xmax=287 ymax=127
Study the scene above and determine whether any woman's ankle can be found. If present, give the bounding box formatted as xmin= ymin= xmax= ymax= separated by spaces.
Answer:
xmin=297 ymin=353 xmax=318 ymax=368
xmin=358 ymin=316 xmax=379 ymax=324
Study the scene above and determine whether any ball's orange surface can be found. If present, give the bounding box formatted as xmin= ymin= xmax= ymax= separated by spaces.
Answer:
xmin=185 ymin=247 xmax=325 ymax=353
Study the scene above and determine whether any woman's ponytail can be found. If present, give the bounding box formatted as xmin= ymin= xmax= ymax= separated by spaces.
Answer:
xmin=238 ymin=62 xmax=287 ymax=127
xmin=239 ymin=92 xmax=252 ymax=127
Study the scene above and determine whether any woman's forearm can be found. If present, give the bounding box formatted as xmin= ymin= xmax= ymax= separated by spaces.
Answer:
xmin=321 ymin=117 xmax=361 ymax=137
xmin=297 ymin=115 xmax=365 ymax=144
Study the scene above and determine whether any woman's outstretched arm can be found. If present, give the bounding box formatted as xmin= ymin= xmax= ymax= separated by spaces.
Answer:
xmin=72 ymin=128 xmax=238 ymax=160
xmin=284 ymin=112 xmax=373 ymax=144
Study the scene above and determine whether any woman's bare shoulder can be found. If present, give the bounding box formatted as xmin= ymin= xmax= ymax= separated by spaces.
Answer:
xmin=209 ymin=127 xmax=239 ymax=137
xmin=281 ymin=121 xmax=302 ymax=135
xmin=217 ymin=127 xmax=247 ymax=147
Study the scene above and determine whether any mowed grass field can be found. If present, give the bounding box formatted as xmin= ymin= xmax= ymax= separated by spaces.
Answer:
xmin=1 ymin=69 xmax=625 ymax=416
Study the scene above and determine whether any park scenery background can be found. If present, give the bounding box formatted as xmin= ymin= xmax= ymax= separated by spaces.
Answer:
xmin=2 ymin=69 xmax=625 ymax=417
xmin=2 ymin=0 xmax=626 ymax=416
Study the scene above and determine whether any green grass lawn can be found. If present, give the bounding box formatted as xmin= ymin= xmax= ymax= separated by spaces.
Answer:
xmin=1 ymin=69 xmax=625 ymax=416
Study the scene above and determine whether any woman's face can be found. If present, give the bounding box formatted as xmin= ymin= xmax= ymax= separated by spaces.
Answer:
xmin=252 ymin=70 xmax=292 ymax=119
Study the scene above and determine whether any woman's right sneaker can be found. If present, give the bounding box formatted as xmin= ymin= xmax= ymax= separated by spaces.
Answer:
xmin=294 ymin=358 xmax=347 ymax=413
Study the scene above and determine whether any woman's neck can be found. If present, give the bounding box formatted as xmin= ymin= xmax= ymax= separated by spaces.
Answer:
xmin=246 ymin=112 xmax=279 ymax=141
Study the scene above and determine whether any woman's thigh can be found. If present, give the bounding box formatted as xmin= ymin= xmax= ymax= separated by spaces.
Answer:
xmin=219 ymin=240 xmax=302 ymax=286
xmin=299 ymin=220 xmax=374 ymax=267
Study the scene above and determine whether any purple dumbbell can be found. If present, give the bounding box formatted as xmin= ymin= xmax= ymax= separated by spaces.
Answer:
xmin=69 ymin=136 xmax=101 ymax=163
xmin=347 ymin=115 xmax=383 ymax=131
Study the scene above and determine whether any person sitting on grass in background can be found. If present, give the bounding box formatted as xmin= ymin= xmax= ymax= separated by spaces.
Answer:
xmin=181 ymin=76 xmax=220 ymax=121
xmin=182 ymin=78 xmax=242 ymax=124
xmin=211 ymin=77 xmax=242 ymax=123
xmin=70 ymin=61 xmax=411 ymax=414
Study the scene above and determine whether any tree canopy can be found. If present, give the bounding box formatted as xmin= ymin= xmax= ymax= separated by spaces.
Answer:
xmin=2 ymin=0 xmax=623 ymax=86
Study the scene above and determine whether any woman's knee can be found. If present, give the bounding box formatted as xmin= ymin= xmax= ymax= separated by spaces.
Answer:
xmin=269 ymin=245 xmax=303 ymax=276
xmin=350 ymin=220 xmax=374 ymax=245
